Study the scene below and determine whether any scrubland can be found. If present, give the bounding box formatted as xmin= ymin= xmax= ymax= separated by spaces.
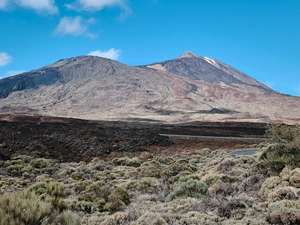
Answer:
xmin=0 ymin=123 xmax=300 ymax=225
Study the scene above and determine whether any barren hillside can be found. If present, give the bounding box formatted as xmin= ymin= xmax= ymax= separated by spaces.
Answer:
xmin=0 ymin=52 xmax=299 ymax=123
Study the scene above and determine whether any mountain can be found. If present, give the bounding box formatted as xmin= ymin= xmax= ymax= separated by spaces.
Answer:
xmin=0 ymin=52 xmax=299 ymax=123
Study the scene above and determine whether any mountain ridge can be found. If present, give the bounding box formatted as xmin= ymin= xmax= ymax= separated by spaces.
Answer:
xmin=0 ymin=52 xmax=299 ymax=123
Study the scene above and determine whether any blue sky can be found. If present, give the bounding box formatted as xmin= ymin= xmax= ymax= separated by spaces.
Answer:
xmin=0 ymin=0 xmax=299 ymax=96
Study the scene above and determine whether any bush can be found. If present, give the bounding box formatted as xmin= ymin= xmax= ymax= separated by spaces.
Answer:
xmin=259 ymin=123 xmax=300 ymax=175
xmin=112 ymin=157 xmax=141 ymax=167
xmin=136 ymin=212 xmax=167 ymax=225
xmin=42 ymin=210 xmax=81 ymax=225
xmin=289 ymin=168 xmax=300 ymax=188
xmin=260 ymin=176 xmax=289 ymax=196
xmin=105 ymin=186 xmax=131 ymax=213
xmin=0 ymin=191 xmax=51 ymax=225
xmin=168 ymin=179 xmax=209 ymax=201
xmin=266 ymin=200 xmax=300 ymax=224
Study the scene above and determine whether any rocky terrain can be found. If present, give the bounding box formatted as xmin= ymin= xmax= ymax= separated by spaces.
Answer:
xmin=0 ymin=52 xmax=299 ymax=123
xmin=1 ymin=122 xmax=300 ymax=225
xmin=0 ymin=115 xmax=265 ymax=162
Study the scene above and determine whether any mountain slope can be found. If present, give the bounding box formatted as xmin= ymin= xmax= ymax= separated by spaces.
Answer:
xmin=0 ymin=52 xmax=299 ymax=123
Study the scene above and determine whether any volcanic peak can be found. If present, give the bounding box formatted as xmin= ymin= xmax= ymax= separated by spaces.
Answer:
xmin=177 ymin=51 xmax=200 ymax=59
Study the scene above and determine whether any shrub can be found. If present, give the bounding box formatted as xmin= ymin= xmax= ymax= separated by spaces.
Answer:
xmin=136 ymin=212 xmax=167 ymax=225
xmin=70 ymin=200 xmax=96 ymax=214
xmin=70 ymin=171 xmax=85 ymax=180
xmin=268 ymin=187 xmax=299 ymax=202
xmin=259 ymin=123 xmax=300 ymax=175
xmin=105 ymin=186 xmax=131 ymax=213
xmin=258 ymin=144 xmax=288 ymax=175
xmin=26 ymin=181 xmax=48 ymax=196
xmin=260 ymin=176 xmax=289 ymax=196
xmin=79 ymin=181 xmax=112 ymax=212
xmin=205 ymin=173 xmax=237 ymax=186
xmin=266 ymin=200 xmax=300 ymax=224
xmin=168 ymin=179 xmax=209 ymax=201
xmin=112 ymin=157 xmax=141 ymax=167
xmin=5 ymin=163 xmax=24 ymax=176
xmin=12 ymin=155 xmax=33 ymax=163
xmin=139 ymin=177 xmax=159 ymax=194
xmin=161 ymin=161 xmax=197 ymax=178
xmin=0 ymin=191 xmax=51 ymax=225
xmin=45 ymin=181 xmax=67 ymax=212
xmin=138 ymin=161 xmax=162 ymax=178
xmin=155 ymin=156 xmax=175 ymax=165
xmin=43 ymin=210 xmax=81 ymax=225
xmin=289 ymin=168 xmax=300 ymax=188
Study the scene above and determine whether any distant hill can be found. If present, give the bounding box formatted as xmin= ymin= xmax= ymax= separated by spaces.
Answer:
xmin=0 ymin=52 xmax=299 ymax=123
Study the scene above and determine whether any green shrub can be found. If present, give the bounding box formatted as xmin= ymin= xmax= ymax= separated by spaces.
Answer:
xmin=139 ymin=177 xmax=159 ymax=193
xmin=79 ymin=181 xmax=111 ymax=211
xmin=201 ymin=148 xmax=211 ymax=155
xmin=0 ymin=191 xmax=51 ymax=225
xmin=205 ymin=173 xmax=237 ymax=186
xmin=259 ymin=123 xmax=300 ymax=175
xmin=105 ymin=186 xmax=131 ymax=213
xmin=161 ymin=161 xmax=197 ymax=178
xmin=289 ymin=168 xmax=300 ymax=188
xmin=5 ymin=164 xmax=24 ymax=176
xmin=70 ymin=171 xmax=85 ymax=180
xmin=42 ymin=210 xmax=81 ymax=225
xmin=45 ymin=181 xmax=67 ymax=212
xmin=31 ymin=158 xmax=50 ymax=169
xmin=136 ymin=212 xmax=167 ymax=225
xmin=168 ymin=179 xmax=209 ymax=201
xmin=26 ymin=181 xmax=48 ymax=196
xmin=112 ymin=157 xmax=141 ymax=167
xmin=266 ymin=200 xmax=300 ymax=224
xmin=260 ymin=176 xmax=289 ymax=196
xmin=70 ymin=200 xmax=96 ymax=214
xmin=90 ymin=158 xmax=111 ymax=171
xmin=155 ymin=156 xmax=175 ymax=165
xmin=138 ymin=161 xmax=162 ymax=178
xmin=74 ymin=180 xmax=93 ymax=193
xmin=12 ymin=155 xmax=33 ymax=163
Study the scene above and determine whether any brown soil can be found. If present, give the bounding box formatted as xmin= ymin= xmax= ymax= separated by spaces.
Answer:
xmin=0 ymin=115 xmax=267 ymax=162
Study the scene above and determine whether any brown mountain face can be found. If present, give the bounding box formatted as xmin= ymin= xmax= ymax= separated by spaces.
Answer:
xmin=0 ymin=52 xmax=299 ymax=123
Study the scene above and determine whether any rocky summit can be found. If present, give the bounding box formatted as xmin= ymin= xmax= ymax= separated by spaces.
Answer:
xmin=0 ymin=52 xmax=299 ymax=123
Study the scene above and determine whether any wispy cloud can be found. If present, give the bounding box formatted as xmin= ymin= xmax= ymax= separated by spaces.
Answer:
xmin=6 ymin=70 xmax=26 ymax=76
xmin=54 ymin=16 xmax=97 ymax=38
xmin=0 ymin=52 xmax=12 ymax=66
xmin=66 ymin=0 xmax=123 ymax=11
xmin=0 ymin=0 xmax=58 ymax=14
xmin=15 ymin=0 xmax=58 ymax=14
xmin=88 ymin=48 xmax=121 ymax=60
xmin=66 ymin=0 xmax=131 ymax=18
xmin=0 ymin=0 xmax=8 ymax=9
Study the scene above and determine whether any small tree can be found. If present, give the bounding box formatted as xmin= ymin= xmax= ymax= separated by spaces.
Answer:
xmin=258 ymin=123 xmax=300 ymax=175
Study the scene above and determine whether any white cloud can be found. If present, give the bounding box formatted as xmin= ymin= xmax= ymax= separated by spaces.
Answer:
xmin=66 ymin=0 xmax=123 ymax=11
xmin=6 ymin=70 xmax=26 ymax=76
xmin=0 ymin=52 xmax=12 ymax=66
xmin=54 ymin=16 xmax=97 ymax=38
xmin=88 ymin=48 xmax=121 ymax=60
xmin=66 ymin=0 xmax=131 ymax=18
xmin=15 ymin=0 xmax=58 ymax=14
xmin=0 ymin=0 xmax=8 ymax=9
xmin=1 ymin=0 xmax=58 ymax=14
